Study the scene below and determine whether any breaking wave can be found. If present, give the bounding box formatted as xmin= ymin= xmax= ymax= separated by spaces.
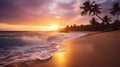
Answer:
xmin=0 ymin=31 xmax=88 ymax=67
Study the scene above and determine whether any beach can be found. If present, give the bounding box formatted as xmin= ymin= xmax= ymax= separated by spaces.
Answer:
xmin=4 ymin=30 xmax=120 ymax=67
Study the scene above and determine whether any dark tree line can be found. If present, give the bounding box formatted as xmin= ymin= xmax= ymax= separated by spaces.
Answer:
xmin=59 ymin=1 xmax=120 ymax=32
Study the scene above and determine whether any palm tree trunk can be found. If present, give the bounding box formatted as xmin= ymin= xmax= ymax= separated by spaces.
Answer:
xmin=96 ymin=14 xmax=103 ymax=21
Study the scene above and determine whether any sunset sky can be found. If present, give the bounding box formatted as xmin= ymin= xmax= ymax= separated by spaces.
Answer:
xmin=0 ymin=0 xmax=119 ymax=31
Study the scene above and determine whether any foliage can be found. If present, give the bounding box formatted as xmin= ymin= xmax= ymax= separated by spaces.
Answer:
xmin=59 ymin=1 xmax=120 ymax=32
xmin=110 ymin=2 xmax=120 ymax=20
xmin=80 ymin=0 xmax=102 ymax=20
xmin=102 ymin=15 xmax=111 ymax=25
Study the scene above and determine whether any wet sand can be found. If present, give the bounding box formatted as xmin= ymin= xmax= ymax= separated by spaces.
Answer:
xmin=5 ymin=31 xmax=120 ymax=67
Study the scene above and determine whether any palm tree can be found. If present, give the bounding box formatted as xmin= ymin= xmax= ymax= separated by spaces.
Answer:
xmin=102 ymin=15 xmax=111 ymax=25
xmin=90 ymin=3 xmax=102 ymax=20
xmin=110 ymin=2 xmax=120 ymax=21
xmin=80 ymin=0 xmax=93 ymax=16
xmin=80 ymin=0 xmax=102 ymax=21
xmin=90 ymin=18 xmax=100 ymax=26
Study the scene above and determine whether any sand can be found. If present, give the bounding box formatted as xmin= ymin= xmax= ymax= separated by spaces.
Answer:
xmin=5 ymin=30 xmax=120 ymax=67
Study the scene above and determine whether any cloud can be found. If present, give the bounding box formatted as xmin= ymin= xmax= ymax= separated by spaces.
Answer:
xmin=0 ymin=0 xmax=51 ymax=25
xmin=0 ymin=0 xmax=120 ymax=26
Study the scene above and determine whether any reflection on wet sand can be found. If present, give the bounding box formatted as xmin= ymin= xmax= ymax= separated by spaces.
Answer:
xmin=54 ymin=44 xmax=69 ymax=67
xmin=52 ymin=39 xmax=96 ymax=67
xmin=55 ymin=52 xmax=67 ymax=67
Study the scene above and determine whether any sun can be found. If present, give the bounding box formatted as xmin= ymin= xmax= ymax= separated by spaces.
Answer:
xmin=50 ymin=25 xmax=59 ymax=31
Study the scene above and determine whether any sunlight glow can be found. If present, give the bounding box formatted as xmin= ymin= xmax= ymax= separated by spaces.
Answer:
xmin=0 ymin=23 xmax=60 ymax=31
xmin=50 ymin=25 xmax=59 ymax=31
xmin=55 ymin=52 xmax=66 ymax=67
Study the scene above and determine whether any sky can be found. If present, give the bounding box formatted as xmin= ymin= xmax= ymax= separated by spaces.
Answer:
xmin=0 ymin=0 xmax=120 ymax=31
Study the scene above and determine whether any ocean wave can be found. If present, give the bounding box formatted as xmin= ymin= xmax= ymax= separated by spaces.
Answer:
xmin=0 ymin=32 xmax=88 ymax=67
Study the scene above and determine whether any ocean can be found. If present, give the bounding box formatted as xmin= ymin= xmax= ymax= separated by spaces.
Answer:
xmin=0 ymin=31 xmax=88 ymax=67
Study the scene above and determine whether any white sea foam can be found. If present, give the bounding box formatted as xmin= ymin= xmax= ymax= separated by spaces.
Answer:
xmin=0 ymin=32 xmax=88 ymax=67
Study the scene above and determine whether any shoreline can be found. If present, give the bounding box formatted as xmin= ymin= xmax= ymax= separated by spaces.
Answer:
xmin=4 ymin=30 xmax=120 ymax=67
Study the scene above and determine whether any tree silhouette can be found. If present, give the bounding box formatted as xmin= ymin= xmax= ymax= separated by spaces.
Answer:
xmin=80 ymin=0 xmax=102 ymax=21
xmin=102 ymin=15 xmax=111 ymax=25
xmin=110 ymin=2 xmax=120 ymax=21
xmin=90 ymin=18 xmax=100 ymax=26
xmin=90 ymin=3 xmax=102 ymax=20
xmin=80 ymin=0 xmax=93 ymax=15
xmin=113 ymin=20 xmax=120 ymax=27
xmin=59 ymin=1 xmax=120 ymax=32
xmin=65 ymin=25 xmax=70 ymax=30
